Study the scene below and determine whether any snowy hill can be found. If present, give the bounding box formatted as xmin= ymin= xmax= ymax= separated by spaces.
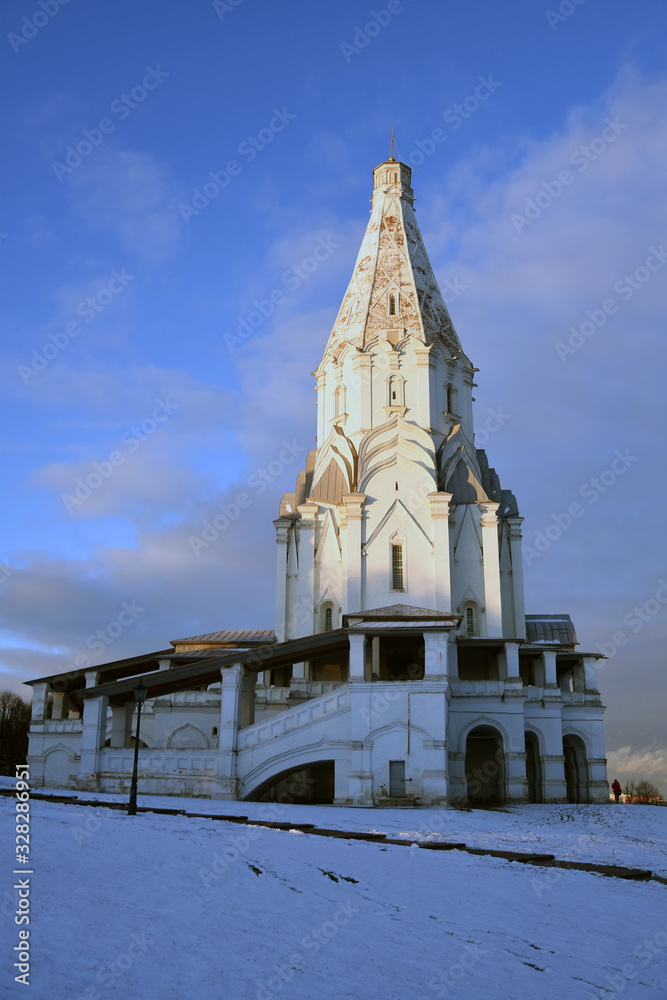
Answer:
xmin=2 ymin=794 xmax=665 ymax=999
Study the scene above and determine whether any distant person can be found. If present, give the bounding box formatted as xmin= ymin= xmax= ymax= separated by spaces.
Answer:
xmin=611 ymin=779 xmax=622 ymax=803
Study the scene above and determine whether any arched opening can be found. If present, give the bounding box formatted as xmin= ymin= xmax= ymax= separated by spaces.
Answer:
xmin=334 ymin=384 xmax=346 ymax=417
xmin=525 ymin=731 xmax=542 ymax=803
xmin=465 ymin=725 xmax=504 ymax=804
xmin=563 ymin=734 xmax=589 ymax=803
xmin=391 ymin=541 xmax=404 ymax=591
xmin=462 ymin=602 xmax=479 ymax=637
xmin=388 ymin=292 xmax=398 ymax=316
xmin=319 ymin=602 xmax=336 ymax=633
xmin=246 ymin=761 xmax=335 ymax=804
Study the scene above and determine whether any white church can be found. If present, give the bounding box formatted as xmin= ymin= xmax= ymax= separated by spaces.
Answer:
xmin=26 ymin=157 xmax=608 ymax=806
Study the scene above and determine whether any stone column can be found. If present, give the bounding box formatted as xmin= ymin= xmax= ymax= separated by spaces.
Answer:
xmin=347 ymin=632 xmax=373 ymax=805
xmin=540 ymin=649 xmax=560 ymax=699
xmin=273 ymin=518 xmax=292 ymax=644
xmin=348 ymin=633 xmax=366 ymax=681
xmin=429 ymin=492 xmax=453 ymax=612
xmin=414 ymin=347 xmax=434 ymax=428
xmin=423 ymin=631 xmax=450 ymax=680
xmin=108 ymin=704 xmax=129 ymax=748
xmin=296 ymin=502 xmax=319 ymax=637
xmin=289 ymin=661 xmax=309 ymax=701
xmin=30 ymin=682 xmax=49 ymax=724
xmin=216 ymin=664 xmax=243 ymax=798
xmin=479 ymin=502 xmax=503 ymax=637
xmin=371 ymin=636 xmax=380 ymax=680
xmin=342 ymin=493 xmax=365 ymax=613
xmin=506 ymin=516 xmax=526 ymax=639
xmin=581 ymin=655 xmax=601 ymax=694
xmin=79 ymin=684 xmax=108 ymax=791
xmin=51 ymin=691 xmax=65 ymax=721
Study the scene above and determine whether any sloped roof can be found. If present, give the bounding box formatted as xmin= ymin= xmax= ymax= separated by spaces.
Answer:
xmin=171 ymin=629 xmax=275 ymax=645
xmin=525 ymin=615 xmax=577 ymax=646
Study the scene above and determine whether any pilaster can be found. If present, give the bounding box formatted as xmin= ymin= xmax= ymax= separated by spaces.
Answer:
xmin=295 ymin=502 xmax=319 ymax=637
xmin=479 ymin=502 xmax=503 ymax=637
xmin=428 ymin=491 xmax=453 ymax=612
xmin=507 ymin=516 xmax=526 ymax=639
xmin=342 ymin=493 xmax=365 ymax=612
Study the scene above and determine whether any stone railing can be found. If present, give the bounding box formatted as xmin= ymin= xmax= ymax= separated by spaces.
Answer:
xmin=238 ymin=686 xmax=350 ymax=750
xmin=42 ymin=719 xmax=83 ymax=733
xmin=450 ymin=679 xmax=506 ymax=697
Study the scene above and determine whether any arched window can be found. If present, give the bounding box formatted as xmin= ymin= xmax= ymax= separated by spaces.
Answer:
xmin=446 ymin=383 xmax=454 ymax=413
xmin=388 ymin=293 xmax=397 ymax=316
xmin=463 ymin=603 xmax=479 ymax=637
xmin=334 ymin=384 xmax=344 ymax=416
xmin=391 ymin=543 xmax=404 ymax=590
xmin=320 ymin=602 xmax=336 ymax=633
xmin=388 ymin=375 xmax=404 ymax=406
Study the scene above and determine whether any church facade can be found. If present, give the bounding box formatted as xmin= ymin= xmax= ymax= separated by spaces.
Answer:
xmin=26 ymin=158 xmax=608 ymax=806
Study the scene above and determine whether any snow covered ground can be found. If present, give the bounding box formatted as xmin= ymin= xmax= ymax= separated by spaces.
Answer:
xmin=1 ymin=789 xmax=666 ymax=999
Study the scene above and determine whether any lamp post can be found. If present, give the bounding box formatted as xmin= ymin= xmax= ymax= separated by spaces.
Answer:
xmin=127 ymin=679 xmax=148 ymax=816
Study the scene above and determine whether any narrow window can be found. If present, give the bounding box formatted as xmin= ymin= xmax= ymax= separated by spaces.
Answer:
xmin=325 ymin=607 xmax=333 ymax=631
xmin=392 ymin=544 xmax=404 ymax=590
xmin=212 ymin=726 xmax=218 ymax=737
xmin=389 ymin=293 xmax=396 ymax=316
xmin=466 ymin=607 xmax=475 ymax=637
xmin=446 ymin=384 xmax=453 ymax=412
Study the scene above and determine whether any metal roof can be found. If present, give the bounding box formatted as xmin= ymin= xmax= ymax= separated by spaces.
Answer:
xmin=525 ymin=615 xmax=577 ymax=646
xmin=171 ymin=629 xmax=276 ymax=645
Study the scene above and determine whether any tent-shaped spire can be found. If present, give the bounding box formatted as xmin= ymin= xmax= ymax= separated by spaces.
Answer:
xmin=325 ymin=159 xmax=461 ymax=357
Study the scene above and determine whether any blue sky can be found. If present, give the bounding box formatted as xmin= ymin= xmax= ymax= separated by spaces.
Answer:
xmin=1 ymin=0 xmax=666 ymax=787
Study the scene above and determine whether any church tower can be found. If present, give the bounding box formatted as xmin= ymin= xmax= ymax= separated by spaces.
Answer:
xmin=275 ymin=159 xmax=525 ymax=643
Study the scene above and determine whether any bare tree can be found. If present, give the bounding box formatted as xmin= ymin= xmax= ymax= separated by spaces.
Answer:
xmin=0 ymin=691 xmax=31 ymax=775
xmin=622 ymin=778 xmax=663 ymax=804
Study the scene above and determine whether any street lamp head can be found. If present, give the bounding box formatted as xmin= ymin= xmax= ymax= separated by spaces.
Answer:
xmin=133 ymin=680 xmax=148 ymax=706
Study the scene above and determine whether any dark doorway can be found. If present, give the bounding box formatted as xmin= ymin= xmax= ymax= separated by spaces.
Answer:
xmin=563 ymin=735 xmax=588 ymax=803
xmin=465 ymin=726 xmax=503 ymax=804
xmin=525 ymin=731 xmax=542 ymax=803
xmin=389 ymin=760 xmax=406 ymax=797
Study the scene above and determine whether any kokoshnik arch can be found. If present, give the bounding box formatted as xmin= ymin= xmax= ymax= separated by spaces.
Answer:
xmin=25 ymin=157 xmax=608 ymax=806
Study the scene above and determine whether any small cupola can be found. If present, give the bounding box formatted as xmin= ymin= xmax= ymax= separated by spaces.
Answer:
xmin=372 ymin=159 xmax=414 ymax=205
